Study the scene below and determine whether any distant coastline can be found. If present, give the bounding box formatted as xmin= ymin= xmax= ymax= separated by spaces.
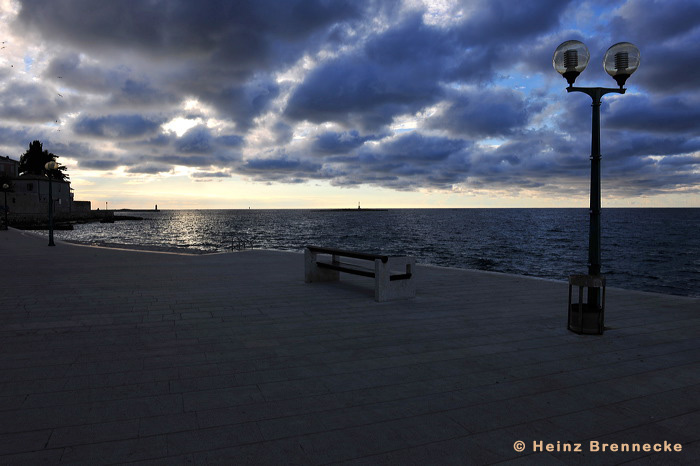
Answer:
xmin=115 ymin=208 xmax=159 ymax=212
xmin=317 ymin=208 xmax=388 ymax=212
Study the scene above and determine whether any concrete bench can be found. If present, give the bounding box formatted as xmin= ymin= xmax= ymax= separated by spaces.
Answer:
xmin=304 ymin=245 xmax=416 ymax=302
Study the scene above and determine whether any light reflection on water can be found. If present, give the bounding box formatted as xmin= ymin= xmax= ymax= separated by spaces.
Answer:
xmin=47 ymin=208 xmax=700 ymax=297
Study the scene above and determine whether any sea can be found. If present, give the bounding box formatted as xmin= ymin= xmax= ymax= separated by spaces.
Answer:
xmin=45 ymin=208 xmax=699 ymax=297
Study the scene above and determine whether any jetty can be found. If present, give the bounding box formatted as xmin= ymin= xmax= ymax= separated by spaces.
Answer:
xmin=1 ymin=228 xmax=698 ymax=464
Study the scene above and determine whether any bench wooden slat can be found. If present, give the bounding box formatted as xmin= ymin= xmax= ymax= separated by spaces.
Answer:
xmin=316 ymin=261 xmax=412 ymax=281
xmin=306 ymin=245 xmax=389 ymax=263
xmin=317 ymin=261 xmax=376 ymax=278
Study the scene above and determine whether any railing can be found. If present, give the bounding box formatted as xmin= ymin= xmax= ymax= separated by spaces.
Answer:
xmin=230 ymin=235 xmax=254 ymax=251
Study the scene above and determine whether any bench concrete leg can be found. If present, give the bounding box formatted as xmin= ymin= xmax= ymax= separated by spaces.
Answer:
xmin=374 ymin=257 xmax=416 ymax=302
xmin=304 ymin=248 xmax=339 ymax=283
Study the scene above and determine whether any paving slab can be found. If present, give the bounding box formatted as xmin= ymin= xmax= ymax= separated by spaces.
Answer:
xmin=1 ymin=227 xmax=699 ymax=464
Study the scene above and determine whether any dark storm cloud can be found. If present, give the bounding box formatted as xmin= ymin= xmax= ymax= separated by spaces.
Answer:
xmin=301 ymin=133 xmax=472 ymax=190
xmin=202 ymin=77 xmax=281 ymax=131
xmin=605 ymin=94 xmax=700 ymax=133
xmin=238 ymin=152 xmax=324 ymax=183
xmin=73 ymin=114 xmax=162 ymax=139
xmin=609 ymin=0 xmax=700 ymax=43
xmin=103 ymin=128 xmax=245 ymax=172
xmin=658 ymin=155 xmax=700 ymax=168
xmin=427 ymin=88 xmax=532 ymax=137
xmin=637 ymin=45 xmax=700 ymax=94
xmin=16 ymin=0 xmax=365 ymax=60
xmin=284 ymin=54 xmax=443 ymax=130
xmin=159 ymin=154 xmax=219 ymax=168
xmin=0 ymin=126 xmax=30 ymax=146
xmin=285 ymin=1 xmax=571 ymax=130
xmin=0 ymin=82 xmax=65 ymax=123
xmin=43 ymin=53 xmax=177 ymax=111
xmin=191 ymin=171 xmax=231 ymax=179
xmin=15 ymin=0 xmax=371 ymax=129
xmin=458 ymin=0 xmax=571 ymax=44
xmin=285 ymin=14 xmax=452 ymax=129
xmin=171 ymin=126 xmax=245 ymax=162
xmin=77 ymin=158 xmax=122 ymax=170
xmin=175 ymin=126 xmax=213 ymax=154
xmin=216 ymin=134 xmax=244 ymax=148
xmin=449 ymin=0 xmax=573 ymax=83
xmin=357 ymin=132 xmax=468 ymax=166
xmin=604 ymin=132 xmax=700 ymax=160
xmin=608 ymin=0 xmax=700 ymax=94
xmin=243 ymin=156 xmax=321 ymax=173
xmin=125 ymin=163 xmax=173 ymax=175
xmin=125 ymin=133 xmax=174 ymax=148
xmin=312 ymin=130 xmax=378 ymax=155
xmin=45 ymin=54 xmax=126 ymax=93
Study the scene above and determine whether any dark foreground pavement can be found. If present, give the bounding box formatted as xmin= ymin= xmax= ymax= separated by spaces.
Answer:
xmin=1 ymin=228 xmax=699 ymax=464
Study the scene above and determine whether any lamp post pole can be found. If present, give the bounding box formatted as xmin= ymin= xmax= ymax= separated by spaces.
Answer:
xmin=567 ymin=86 xmax=624 ymax=307
xmin=2 ymin=183 xmax=8 ymax=230
xmin=45 ymin=161 xmax=60 ymax=247
xmin=48 ymin=172 xmax=55 ymax=246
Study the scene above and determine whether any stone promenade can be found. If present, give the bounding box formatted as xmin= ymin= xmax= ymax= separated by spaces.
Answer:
xmin=1 ymin=228 xmax=699 ymax=464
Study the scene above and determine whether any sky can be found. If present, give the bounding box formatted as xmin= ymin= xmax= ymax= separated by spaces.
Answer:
xmin=0 ymin=0 xmax=699 ymax=209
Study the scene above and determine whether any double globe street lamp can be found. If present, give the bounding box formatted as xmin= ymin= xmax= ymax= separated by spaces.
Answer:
xmin=553 ymin=40 xmax=640 ymax=334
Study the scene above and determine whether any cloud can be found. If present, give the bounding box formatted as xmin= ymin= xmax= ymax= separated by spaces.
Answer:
xmin=73 ymin=114 xmax=162 ymax=139
xmin=427 ymin=88 xmax=532 ymax=137
xmin=202 ymin=76 xmax=280 ymax=131
xmin=605 ymin=94 xmax=700 ymax=133
xmin=608 ymin=0 xmax=700 ymax=94
xmin=299 ymin=132 xmax=472 ymax=190
xmin=611 ymin=0 xmax=700 ymax=43
xmin=77 ymin=158 xmax=122 ymax=171
xmin=15 ymin=0 xmax=366 ymax=60
xmin=191 ymin=170 xmax=232 ymax=182
xmin=175 ymin=125 xmax=213 ymax=154
xmin=0 ymin=82 xmax=65 ymax=123
xmin=312 ymin=130 xmax=377 ymax=155
xmin=238 ymin=151 xmax=324 ymax=184
xmin=125 ymin=163 xmax=173 ymax=175
xmin=457 ymin=0 xmax=572 ymax=45
xmin=285 ymin=14 xmax=453 ymax=130
xmin=14 ymin=0 xmax=371 ymax=129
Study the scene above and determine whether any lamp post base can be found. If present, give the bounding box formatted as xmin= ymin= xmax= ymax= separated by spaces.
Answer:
xmin=568 ymin=303 xmax=604 ymax=335
xmin=568 ymin=274 xmax=606 ymax=335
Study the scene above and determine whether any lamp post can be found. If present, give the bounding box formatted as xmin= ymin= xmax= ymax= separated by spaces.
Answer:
xmin=45 ymin=161 xmax=60 ymax=246
xmin=553 ymin=40 xmax=640 ymax=333
xmin=2 ymin=183 xmax=8 ymax=230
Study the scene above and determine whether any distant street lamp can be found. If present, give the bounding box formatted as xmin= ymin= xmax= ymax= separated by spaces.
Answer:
xmin=45 ymin=161 xmax=60 ymax=246
xmin=2 ymin=183 xmax=8 ymax=230
xmin=554 ymin=40 xmax=640 ymax=333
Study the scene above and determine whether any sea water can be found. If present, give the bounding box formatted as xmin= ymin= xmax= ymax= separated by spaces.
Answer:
xmin=48 ymin=208 xmax=699 ymax=297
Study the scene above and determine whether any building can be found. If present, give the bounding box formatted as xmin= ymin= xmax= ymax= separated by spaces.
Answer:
xmin=0 ymin=155 xmax=19 ymax=178
xmin=1 ymin=156 xmax=92 ymax=221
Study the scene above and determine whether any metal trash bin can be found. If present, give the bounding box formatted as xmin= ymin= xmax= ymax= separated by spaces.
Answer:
xmin=568 ymin=274 xmax=606 ymax=335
